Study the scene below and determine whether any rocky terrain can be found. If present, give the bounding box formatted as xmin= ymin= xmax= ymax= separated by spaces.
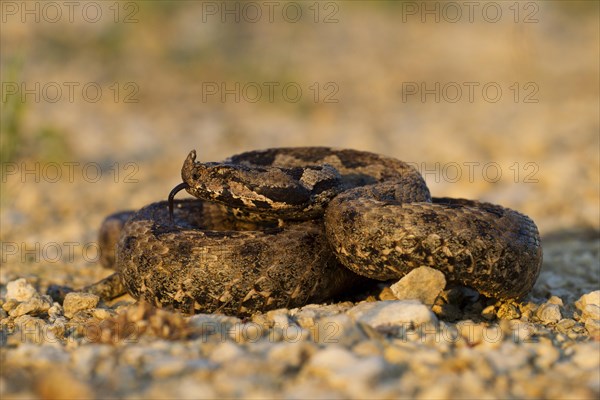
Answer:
xmin=1 ymin=2 xmax=598 ymax=398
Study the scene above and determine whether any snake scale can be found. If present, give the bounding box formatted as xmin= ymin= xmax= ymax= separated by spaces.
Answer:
xmin=92 ymin=147 xmax=542 ymax=316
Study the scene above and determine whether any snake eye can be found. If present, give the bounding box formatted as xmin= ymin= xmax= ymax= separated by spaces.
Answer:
xmin=192 ymin=172 xmax=200 ymax=181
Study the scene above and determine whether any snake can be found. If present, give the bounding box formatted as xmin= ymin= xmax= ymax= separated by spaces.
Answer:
xmin=89 ymin=147 xmax=542 ymax=316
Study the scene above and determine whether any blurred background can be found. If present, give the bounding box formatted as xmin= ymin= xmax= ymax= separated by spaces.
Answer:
xmin=1 ymin=1 xmax=598 ymax=286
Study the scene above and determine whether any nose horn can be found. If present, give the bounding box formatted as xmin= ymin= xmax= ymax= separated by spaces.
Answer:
xmin=181 ymin=150 xmax=197 ymax=182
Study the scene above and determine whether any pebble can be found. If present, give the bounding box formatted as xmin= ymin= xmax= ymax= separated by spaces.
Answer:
xmin=91 ymin=308 xmax=114 ymax=320
xmin=347 ymin=300 xmax=437 ymax=329
xmin=576 ymin=290 xmax=600 ymax=311
xmin=555 ymin=318 xmax=576 ymax=334
xmin=535 ymin=303 xmax=562 ymax=324
xmin=313 ymin=314 xmax=367 ymax=346
xmin=389 ymin=266 xmax=446 ymax=305
xmin=547 ymin=296 xmax=564 ymax=306
xmin=47 ymin=303 xmax=63 ymax=320
xmin=575 ymin=291 xmax=600 ymax=334
xmin=584 ymin=318 xmax=600 ymax=337
xmin=62 ymin=292 xmax=99 ymax=318
xmin=306 ymin=346 xmax=385 ymax=391
xmin=496 ymin=302 xmax=521 ymax=320
xmin=481 ymin=305 xmax=496 ymax=320
xmin=9 ymin=294 xmax=52 ymax=317
xmin=518 ymin=302 xmax=539 ymax=321
xmin=6 ymin=279 xmax=37 ymax=302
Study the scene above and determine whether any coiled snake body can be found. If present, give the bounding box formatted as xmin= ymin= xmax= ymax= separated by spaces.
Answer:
xmin=95 ymin=147 xmax=542 ymax=316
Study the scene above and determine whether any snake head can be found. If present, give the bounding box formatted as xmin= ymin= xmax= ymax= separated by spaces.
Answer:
xmin=170 ymin=149 xmax=225 ymax=221
xmin=180 ymin=149 xmax=221 ymax=196
xmin=168 ymin=150 xmax=199 ymax=222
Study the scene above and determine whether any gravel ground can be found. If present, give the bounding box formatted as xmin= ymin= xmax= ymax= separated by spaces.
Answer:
xmin=1 ymin=2 xmax=599 ymax=399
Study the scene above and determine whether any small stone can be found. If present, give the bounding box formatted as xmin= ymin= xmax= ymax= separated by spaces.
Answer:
xmin=306 ymin=346 xmax=385 ymax=391
xmin=481 ymin=305 xmax=496 ymax=320
xmin=547 ymin=296 xmax=563 ymax=306
xmin=575 ymin=290 xmax=600 ymax=314
xmin=6 ymin=278 xmax=37 ymax=302
xmin=9 ymin=295 xmax=52 ymax=317
xmin=580 ymin=304 xmax=600 ymax=321
xmin=47 ymin=303 xmax=63 ymax=319
xmin=92 ymin=308 xmax=114 ymax=320
xmin=584 ymin=318 xmax=600 ymax=337
xmin=535 ymin=303 xmax=562 ymax=324
xmin=62 ymin=292 xmax=99 ymax=318
xmin=574 ymin=292 xmax=600 ymax=325
xmin=501 ymin=320 xmax=536 ymax=343
xmin=266 ymin=310 xmax=292 ymax=329
xmin=390 ymin=266 xmax=446 ymax=305
xmin=49 ymin=318 xmax=67 ymax=339
xmin=518 ymin=302 xmax=539 ymax=321
xmin=496 ymin=303 xmax=521 ymax=320
xmin=313 ymin=314 xmax=367 ymax=346
xmin=13 ymin=315 xmax=48 ymax=344
xmin=347 ymin=300 xmax=437 ymax=329
xmin=556 ymin=318 xmax=576 ymax=334
xmin=2 ymin=298 xmax=19 ymax=312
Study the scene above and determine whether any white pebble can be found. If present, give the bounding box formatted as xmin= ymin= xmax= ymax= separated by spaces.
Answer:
xmin=536 ymin=303 xmax=561 ymax=324
xmin=6 ymin=279 xmax=37 ymax=302
xmin=390 ymin=266 xmax=446 ymax=305
xmin=347 ymin=300 xmax=437 ymax=329
xmin=307 ymin=346 xmax=385 ymax=391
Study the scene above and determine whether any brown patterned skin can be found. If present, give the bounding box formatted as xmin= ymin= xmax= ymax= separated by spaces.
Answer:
xmin=114 ymin=200 xmax=365 ymax=315
xmin=325 ymin=193 xmax=542 ymax=299
xmin=95 ymin=147 xmax=542 ymax=316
